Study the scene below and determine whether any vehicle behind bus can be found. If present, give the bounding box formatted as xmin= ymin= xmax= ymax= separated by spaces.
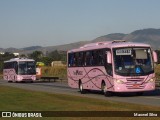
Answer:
xmin=67 ymin=40 xmax=158 ymax=96
xmin=3 ymin=58 xmax=36 ymax=82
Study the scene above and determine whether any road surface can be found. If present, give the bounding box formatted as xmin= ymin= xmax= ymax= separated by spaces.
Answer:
xmin=0 ymin=80 xmax=160 ymax=107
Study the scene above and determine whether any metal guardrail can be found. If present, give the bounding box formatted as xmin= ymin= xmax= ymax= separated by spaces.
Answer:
xmin=40 ymin=76 xmax=59 ymax=82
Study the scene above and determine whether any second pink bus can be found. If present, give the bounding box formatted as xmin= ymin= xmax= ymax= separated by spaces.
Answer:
xmin=3 ymin=58 xmax=36 ymax=82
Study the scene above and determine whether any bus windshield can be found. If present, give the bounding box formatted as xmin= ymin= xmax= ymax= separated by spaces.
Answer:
xmin=113 ymin=47 xmax=154 ymax=76
xmin=18 ymin=61 xmax=36 ymax=75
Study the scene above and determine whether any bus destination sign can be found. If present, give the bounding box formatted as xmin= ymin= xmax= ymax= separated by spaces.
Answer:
xmin=116 ymin=49 xmax=131 ymax=55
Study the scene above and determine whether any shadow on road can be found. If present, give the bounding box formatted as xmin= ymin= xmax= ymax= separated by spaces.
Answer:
xmin=79 ymin=88 xmax=160 ymax=97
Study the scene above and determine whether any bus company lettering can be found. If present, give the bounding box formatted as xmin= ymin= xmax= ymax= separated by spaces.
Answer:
xmin=73 ymin=70 xmax=83 ymax=75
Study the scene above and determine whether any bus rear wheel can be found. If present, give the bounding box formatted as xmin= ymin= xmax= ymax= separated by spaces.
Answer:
xmin=79 ymin=81 xmax=86 ymax=94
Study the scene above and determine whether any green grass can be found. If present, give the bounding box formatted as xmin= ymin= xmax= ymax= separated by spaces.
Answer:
xmin=155 ymin=65 xmax=160 ymax=78
xmin=0 ymin=73 xmax=2 ymax=79
xmin=0 ymin=85 xmax=159 ymax=120
xmin=0 ymin=85 xmax=159 ymax=111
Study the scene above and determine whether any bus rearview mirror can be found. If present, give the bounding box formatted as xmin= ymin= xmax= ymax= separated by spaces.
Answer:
xmin=106 ymin=51 xmax=112 ymax=64
xmin=152 ymin=51 xmax=158 ymax=63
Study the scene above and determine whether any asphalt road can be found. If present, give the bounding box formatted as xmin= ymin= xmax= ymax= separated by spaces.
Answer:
xmin=0 ymin=79 xmax=160 ymax=107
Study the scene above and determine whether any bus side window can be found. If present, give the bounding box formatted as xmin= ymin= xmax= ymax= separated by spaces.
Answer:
xmin=90 ymin=51 xmax=94 ymax=65
xmin=75 ymin=53 xmax=79 ymax=66
xmin=86 ymin=51 xmax=93 ymax=66
xmin=98 ymin=50 xmax=104 ymax=65
xmin=68 ymin=53 xmax=72 ymax=67
xmin=78 ymin=52 xmax=83 ymax=66
xmin=72 ymin=53 xmax=76 ymax=66
xmin=83 ymin=52 xmax=86 ymax=66
xmin=8 ymin=62 xmax=12 ymax=69
xmin=68 ymin=53 xmax=75 ymax=67
xmin=14 ymin=62 xmax=18 ymax=74
xmin=4 ymin=63 xmax=7 ymax=69
xmin=93 ymin=51 xmax=97 ymax=66
xmin=86 ymin=52 xmax=90 ymax=66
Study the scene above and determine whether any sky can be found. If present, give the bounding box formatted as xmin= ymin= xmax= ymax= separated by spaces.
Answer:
xmin=0 ymin=0 xmax=160 ymax=48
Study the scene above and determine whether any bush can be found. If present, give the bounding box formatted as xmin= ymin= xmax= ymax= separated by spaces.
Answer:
xmin=155 ymin=65 xmax=160 ymax=79
xmin=41 ymin=66 xmax=67 ymax=79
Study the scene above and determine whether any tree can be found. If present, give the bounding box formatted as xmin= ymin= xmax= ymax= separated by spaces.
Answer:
xmin=47 ymin=50 xmax=67 ymax=63
xmin=0 ymin=52 xmax=15 ymax=73
xmin=40 ymin=57 xmax=53 ymax=66
xmin=48 ymin=50 xmax=61 ymax=61
xmin=20 ymin=54 xmax=27 ymax=58
xmin=27 ymin=50 xmax=67 ymax=67
xmin=28 ymin=51 xmax=43 ymax=62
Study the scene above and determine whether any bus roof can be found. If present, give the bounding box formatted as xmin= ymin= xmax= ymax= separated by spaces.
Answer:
xmin=68 ymin=40 xmax=151 ymax=53
xmin=4 ymin=58 xmax=35 ymax=63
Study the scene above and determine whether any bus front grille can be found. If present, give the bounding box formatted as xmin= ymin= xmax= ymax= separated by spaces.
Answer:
xmin=126 ymin=78 xmax=145 ymax=89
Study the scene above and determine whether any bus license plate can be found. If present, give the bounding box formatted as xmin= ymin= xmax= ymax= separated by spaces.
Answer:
xmin=133 ymin=84 xmax=140 ymax=88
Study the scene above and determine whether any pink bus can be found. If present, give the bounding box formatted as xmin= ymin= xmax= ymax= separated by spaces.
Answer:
xmin=67 ymin=40 xmax=157 ymax=96
xmin=3 ymin=58 xmax=36 ymax=82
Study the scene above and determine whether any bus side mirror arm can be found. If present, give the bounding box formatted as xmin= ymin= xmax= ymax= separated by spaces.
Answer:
xmin=152 ymin=51 xmax=158 ymax=63
xmin=106 ymin=51 xmax=112 ymax=64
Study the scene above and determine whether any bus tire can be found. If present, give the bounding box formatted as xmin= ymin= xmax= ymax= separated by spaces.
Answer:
xmin=101 ymin=81 xmax=106 ymax=94
xmin=101 ymin=81 xmax=112 ymax=97
xmin=79 ymin=81 xmax=86 ymax=94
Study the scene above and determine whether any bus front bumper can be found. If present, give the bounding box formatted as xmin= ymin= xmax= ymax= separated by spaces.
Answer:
xmin=113 ymin=82 xmax=155 ymax=92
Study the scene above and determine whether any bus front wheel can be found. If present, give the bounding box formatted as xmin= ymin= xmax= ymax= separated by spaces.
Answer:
xmin=101 ymin=81 xmax=106 ymax=94
xmin=101 ymin=81 xmax=112 ymax=97
xmin=79 ymin=81 xmax=86 ymax=94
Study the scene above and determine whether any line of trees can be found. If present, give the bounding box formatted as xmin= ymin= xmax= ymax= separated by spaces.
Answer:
xmin=1 ymin=49 xmax=160 ymax=73
xmin=0 ymin=52 xmax=15 ymax=73
xmin=28 ymin=50 xmax=67 ymax=66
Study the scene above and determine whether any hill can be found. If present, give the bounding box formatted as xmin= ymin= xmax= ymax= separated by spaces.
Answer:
xmin=92 ymin=33 xmax=127 ymax=42
xmin=92 ymin=28 xmax=160 ymax=49
xmin=21 ymin=46 xmax=42 ymax=51
xmin=1 ymin=28 xmax=160 ymax=54
xmin=124 ymin=28 xmax=160 ymax=49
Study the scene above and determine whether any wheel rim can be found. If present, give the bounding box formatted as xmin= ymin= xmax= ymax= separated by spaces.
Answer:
xmin=80 ymin=83 xmax=83 ymax=92
xmin=101 ymin=82 xmax=106 ymax=93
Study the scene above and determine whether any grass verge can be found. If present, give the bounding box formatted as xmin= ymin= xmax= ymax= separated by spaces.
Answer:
xmin=0 ymin=85 xmax=159 ymax=120
xmin=0 ymin=85 xmax=160 ymax=111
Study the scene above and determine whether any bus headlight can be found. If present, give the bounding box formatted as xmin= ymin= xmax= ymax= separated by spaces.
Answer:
xmin=148 ymin=78 xmax=155 ymax=82
xmin=116 ymin=79 xmax=124 ymax=84
xmin=17 ymin=76 xmax=23 ymax=80
xmin=31 ymin=76 xmax=36 ymax=80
